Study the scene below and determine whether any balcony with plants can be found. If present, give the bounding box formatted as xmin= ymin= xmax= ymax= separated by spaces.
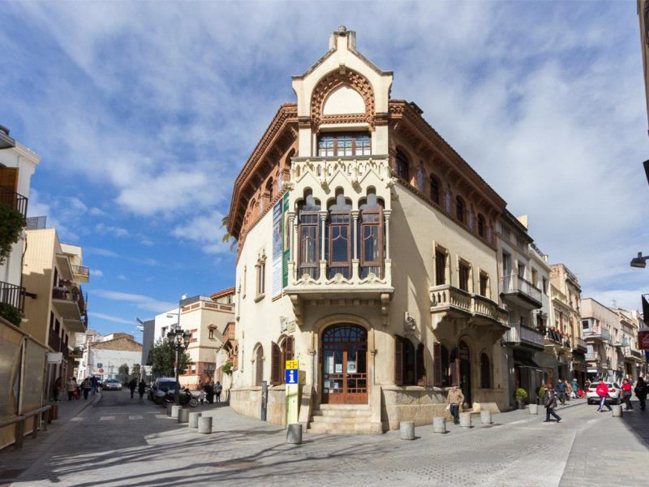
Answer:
xmin=52 ymin=283 xmax=88 ymax=332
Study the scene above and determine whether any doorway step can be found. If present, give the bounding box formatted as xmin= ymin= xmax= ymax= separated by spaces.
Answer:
xmin=307 ymin=405 xmax=383 ymax=434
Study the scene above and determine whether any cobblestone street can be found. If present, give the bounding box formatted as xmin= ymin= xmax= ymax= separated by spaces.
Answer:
xmin=1 ymin=391 xmax=648 ymax=486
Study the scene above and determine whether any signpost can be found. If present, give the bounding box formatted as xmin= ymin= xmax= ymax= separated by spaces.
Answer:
xmin=285 ymin=360 xmax=300 ymax=426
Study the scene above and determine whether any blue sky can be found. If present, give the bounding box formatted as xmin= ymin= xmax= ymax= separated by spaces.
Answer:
xmin=2 ymin=1 xmax=648 ymax=339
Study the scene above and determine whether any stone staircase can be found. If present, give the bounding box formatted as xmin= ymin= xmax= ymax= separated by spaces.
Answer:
xmin=307 ymin=404 xmax=383 ymax=435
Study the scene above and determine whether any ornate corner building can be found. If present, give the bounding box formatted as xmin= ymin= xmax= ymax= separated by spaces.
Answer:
xmin=226 ymin=28 xmax=546 ymax=433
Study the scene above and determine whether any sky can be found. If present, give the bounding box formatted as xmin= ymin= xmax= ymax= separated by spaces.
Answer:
xmin=2 ymin=0 xmax=648 ymax=339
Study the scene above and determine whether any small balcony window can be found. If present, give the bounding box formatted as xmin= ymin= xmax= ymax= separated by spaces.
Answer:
xmin=435 ymin=250 xmax=447 ymax=286
xmin=317 ymin=132 xmax=371 ymax=157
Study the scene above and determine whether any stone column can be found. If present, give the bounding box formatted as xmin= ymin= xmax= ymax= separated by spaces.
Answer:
xmin=352 ymin=210 xmax=360 ymax=280
xmin=287 ymin=212 xmax=296 ymax=261
xmin=384 ymin=210 xmax=392 ymax=259
xmin=319 ymin=211 xmax=328 ymax=281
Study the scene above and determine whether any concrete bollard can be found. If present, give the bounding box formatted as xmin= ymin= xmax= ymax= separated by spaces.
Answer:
xmin=178 ymin=408 xmax=190 ymax=424
xmin=433 ymin=417 xmax=447 ymax=434
xmin=188 ymin=412 xmax=202 ymax=428
xmin=480 ymin=410 xmax=492 ymax=425
xmin=400 ymin=421 xmax=415 ymax=440
xmin=198 ymin=416 xmax=213 ymax=434
xmin=528 ymin=404 xmax=539 ymax=415
xmin=166 ymin=405 xmax=172 ymax=417
xmin=612 ymin=405 xmax=623 ymax=417
xmin=286 ymin=423 xmax=302 ymax=444
xmin=459 ymin=412 xmax=472 ymax=428
xmin=170 ymin=405 xmax=182 ymax=420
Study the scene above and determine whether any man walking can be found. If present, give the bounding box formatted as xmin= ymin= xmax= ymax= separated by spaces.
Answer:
xmin=634 ymin=377 xmax=647 ymax=411
xmin=543 ymin=385 xmax=562 ymax=423
xmin=596 ymin=378 xmax=613 ymax=413
xmin=128 ymin=378 xmax=137 ymax=399
xmin=556 ymin=379 xmax=567 ymax=405
xmin=446 ymin=385 xmax=464 ymax=425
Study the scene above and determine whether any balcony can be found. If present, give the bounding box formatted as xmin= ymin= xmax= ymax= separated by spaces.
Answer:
xmin=499 ymin=274 xmax=542 ymax=309
xmin=585 ymin=351 xmax=601 ymax=363
xmin=623 ymin=347 xmax=645 ymax=362
xmin=583 ymin=327 xmax=611 ymax=343
xmin=573 ymin=336 xmax=588 ymax=353
xmin=0 ymin=281 xmax=25 ymax=313
xmin=544 ymin=330 xmax=571 ymax=354
xmin=52 ymin=286 xmax=87 ymax=333
xmin=72 ymin=265 xmax=90 ymax=283
xmin=430 ymin=285 xmax=508 ymax=330
xmin=0 ymin=186 xmax=28 ymax=220
xmin=503 ymin=324 xmax=545 ymax=350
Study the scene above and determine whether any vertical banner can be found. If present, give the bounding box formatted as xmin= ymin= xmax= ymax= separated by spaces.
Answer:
xmin=282 ymin=193 xmax=290 ymax=289
xmin=272 ymin=198 xmax=283 ymax=297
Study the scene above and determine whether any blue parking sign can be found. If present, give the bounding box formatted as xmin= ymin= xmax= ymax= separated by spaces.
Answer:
xmin=285 ymin=369 xmax=298 ymax=384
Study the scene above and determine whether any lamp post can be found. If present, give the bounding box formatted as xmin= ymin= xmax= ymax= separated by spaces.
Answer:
xmin=630 ymin=252 xmax=649 ymax=269
xmin=167 ymin=325 xmax=190 ymax=404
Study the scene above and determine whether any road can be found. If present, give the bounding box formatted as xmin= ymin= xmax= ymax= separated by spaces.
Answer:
xmin=1 ymin=391 xmax=648 ymax=486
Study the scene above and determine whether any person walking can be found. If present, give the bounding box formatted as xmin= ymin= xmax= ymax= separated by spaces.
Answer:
xmin=128 ymin=378 xmax=137 ymax=399
xmin=90 ymin=376 xmax=99 ymax=395
xmin=52 ymin=377 xmax=62 ymax=402
xmin=81 ymin=377 xmax=92 ymax=400
xmin=138 ymin=380 xmax=146 ymax=400
xmin=214 ymin=381 xmax=223 ymax=403
xmin=203 ymin=382 xmax=214 ymax=404
xmin=565 ymin=382 xmax=573 ymax=401
xmin=621 ymin=378 xmax=633 ymax=411
xmin=66 ymin=377 xmax=77 ymax=401
xmin=571 ymin=378 xmax=579 ymax=397
xmin=543 ymin=385 xmax=562 ymax=423
xmin=446 ymin=385 xmax=464 ymax=425
xmin=596 ymin=378 xmax=613 ymax=413
xmin=634 ymin=377 xmax=647 ymax=411
xmin=556 ymin=379 xmax=567 ymax=405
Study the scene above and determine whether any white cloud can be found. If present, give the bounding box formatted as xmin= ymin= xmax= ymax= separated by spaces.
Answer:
xmin=92 ymin=289 xmax=176 ymax=313
xmin=88 ymin=312 xmax=132 ymax=325
xmin=95 ymin=223 xmax=129 ymax=238
xmin=90 ymin=269 xmax=104 ymax=278
xmin=171 ymin=210 xmax=231 ymax=255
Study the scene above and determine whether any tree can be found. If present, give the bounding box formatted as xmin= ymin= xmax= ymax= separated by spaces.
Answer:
xmin=118 ymin=364 xmax=129 ymax=385
xmin=0 ymin=203 xmax=24 ymax=266
xmin=149 ymin=338 xmax=192 ymax=378
xmin=221 ymin=216 xmax=236 ymax=252
xmin=131 ymin=364 xmax=141 ymax=379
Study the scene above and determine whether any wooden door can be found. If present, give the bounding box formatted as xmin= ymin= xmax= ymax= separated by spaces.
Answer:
xmin=321 ymin=324 xmax=368 ymax=404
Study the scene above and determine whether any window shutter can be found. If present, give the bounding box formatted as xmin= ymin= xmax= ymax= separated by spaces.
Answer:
xmin=270 ymin=342 xmax=281 ymax=385
xmin=451 ymin=358 xmax=460 ymax=387
xmin=416 ymin=343 xmax=426 ymax=386
xmin=0 ymin=167 xmax=18 ymax=191
xmin=433 ymin=342 xmax=443 ymax=387
xmin=394 ymin=335 xmax=404 ymax=386
xmin=285 ymin=336 xmax=295 ymax=361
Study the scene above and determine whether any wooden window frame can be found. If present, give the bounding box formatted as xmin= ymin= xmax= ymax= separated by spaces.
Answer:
xmin=477 ymin=214 xmax=485 ymax=238
xmin=479 ymin=272 xmax=489 ymax=298
xmin=456 ymin=196 xmax=465 ymax=224
xmin=396 ymin=150 xmax=410 ymax=181
xmin=298 ymin=211 xmax=320 ymax=279
xmin=255 ymin=258 xmax=266 ymax=300
xmin=430 ymin=176 xmax=440 ymax=205
xmin=359 ymin=207 xmax=384 ymax=279
xmin=434 ymin=245 xmax=448 ymax=286
xmin=317 ymin=132 xmax=371 ymax=157
xmin=458 ymin=259 xmax=471 ymax=293
xmin=327 ymin=210 xmax=352 ymax=279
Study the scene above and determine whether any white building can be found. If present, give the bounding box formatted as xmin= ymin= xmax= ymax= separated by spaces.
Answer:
xmin=77 ymin=333 xmax=142 ymax=381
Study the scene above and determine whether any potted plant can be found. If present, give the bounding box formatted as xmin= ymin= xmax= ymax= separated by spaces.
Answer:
xmin=515 ymin=387 xmax=527 ymax=409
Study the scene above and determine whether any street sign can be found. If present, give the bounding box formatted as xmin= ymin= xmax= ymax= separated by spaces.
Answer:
xmin=285 ymin=368 xmax=298 ymax=384
xmin=286 ymin=360 xmax=299 ymax=370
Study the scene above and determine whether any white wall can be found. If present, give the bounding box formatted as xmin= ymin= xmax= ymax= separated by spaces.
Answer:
xmin=153 ymin=307 xmax=180 ymax=344
xmin=86 ymin=349 xmax=142 ymax=381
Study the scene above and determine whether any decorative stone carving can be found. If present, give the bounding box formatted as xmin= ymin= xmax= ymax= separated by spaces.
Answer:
xmin=311 ymin=69 xmax=375 ymax=129
xmin=404 ymin=311 xmax=417 ymax=331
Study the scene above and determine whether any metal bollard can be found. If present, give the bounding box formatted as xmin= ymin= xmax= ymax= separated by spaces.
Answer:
xmin=433 ymin=417 xmax=447 ymax=434
xmin=528 ymin=404 xmax=539 ymax=415
xmin=188 ymin=412 xmax=202 ymax=428
xmin=459 ymin=412 xmax=472 ymax=428
xmin=612 ymin=405 xmax=623 ymax=417
xmin=198 ymin=416 xmax=213 ymax=434
xmin=170 ymin=405 xmax=182 ymax=420
xmin=400 ymin=421 xmax=415 ymax=440
xmin=480 ymin=410 xmax=492 ymax=425
xmin=286 ymin=423 xmax=302 ymax=444
xmin=178 ymin=408 xmax=190 ymax=423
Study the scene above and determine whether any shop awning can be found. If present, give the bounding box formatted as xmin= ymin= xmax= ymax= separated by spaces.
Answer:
xmin=515 ymin=356 xmax=541 ymax=370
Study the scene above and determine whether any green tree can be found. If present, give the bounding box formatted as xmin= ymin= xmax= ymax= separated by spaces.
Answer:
xmin=220 ymin=216 xmax=236 ymax=252
xmin=131 ymin=363 xmax=141 ymax=379
xmin=149 ymin=338 xmax=192 ymax=378
xmin=118 ymin=364 xmax=129 ymax=385
xmin=0 ymin=203 xmax=24 ymax=266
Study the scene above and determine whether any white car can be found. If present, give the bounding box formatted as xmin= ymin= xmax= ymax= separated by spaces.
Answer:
xmin=102 ymin=379 xmax=123 ymax=391
xmin=586 ymin=382 xmax=621 ymax=405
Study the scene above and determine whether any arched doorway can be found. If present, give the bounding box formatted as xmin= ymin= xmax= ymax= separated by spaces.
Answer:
xmin=321 ymin=324 xmax=368 ymax=404
xmin=459 ymin=341 xmax=472 ymax=406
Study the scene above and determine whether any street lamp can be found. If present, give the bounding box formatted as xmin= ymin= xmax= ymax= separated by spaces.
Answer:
xmin=167 ymin=325 xmax=190 ymax=404
xmin=630 ymin=252 xmax=649 ymax=269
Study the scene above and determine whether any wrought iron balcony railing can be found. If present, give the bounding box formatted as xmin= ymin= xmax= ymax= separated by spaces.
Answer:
xmin=0 ymin=281 xmax=25 ymax=313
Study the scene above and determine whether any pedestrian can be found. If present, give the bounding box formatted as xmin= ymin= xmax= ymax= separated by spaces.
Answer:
xmin=52 ymin=377 xmax=62 ymax=402
xmin=621 ymin=378 xmax=633 ymax=411
xmin=128 ymin=378 xmax=137 ymax=399
xmin=634 ymin=377 xmax=647 ymax=411
xmin=138 ymin=380 xmax=146 ymax=400
xmin=66 ymin=377 xmax=77 ymax=401
xmin=585 ymin=378 xmax=591 ymax=390
xmin=596 ymin=378 xmax=612 ymax=413
xmin=91 ymin=376 xmax=99 ymax=395
xmin=556 ymin=379 xmax=567 ymax=405
xmin=81 ymin=377 xmax=92 ymax=400
xmin=446 ymin=384 xmax=464 ymax=425
xmin=203 ymin=381 xmax=214 ymax=404
xmin=571 ymin=377 xmax=579 ymax=396
xmin=543 ymin=385 xmax=562 ymax=423
xmin=214 ymin=381 xmax=223 ymax=403
xmin=565 ymin=382 xmax=573 ymax=401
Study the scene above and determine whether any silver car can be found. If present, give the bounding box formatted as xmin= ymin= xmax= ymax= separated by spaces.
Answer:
xmin=102 ymin=379 xmax=123 ymax=391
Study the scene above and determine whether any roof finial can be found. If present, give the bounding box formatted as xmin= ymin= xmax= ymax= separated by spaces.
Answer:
xmin=338 ymin=25 xmax=347 ymax=35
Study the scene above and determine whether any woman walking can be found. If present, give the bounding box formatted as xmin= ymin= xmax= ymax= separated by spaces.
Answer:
xmin=66 ymin=377 xmax=77 ymax=401
xmin=634 ymin=377 xmax=647 ymax=411
xmin=621 ymin=379 xmax=633 ymax=411
xmin=138 ymin=380 xmax=146 ymax=400
xmin=81 ymin=377 xmax=92 ymax=400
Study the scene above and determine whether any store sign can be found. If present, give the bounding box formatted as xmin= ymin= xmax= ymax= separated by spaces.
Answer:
xmin=638 ymin=331 xmax=649 ymax=350
xmin=47 ymin=352 xmax=62 ymax=364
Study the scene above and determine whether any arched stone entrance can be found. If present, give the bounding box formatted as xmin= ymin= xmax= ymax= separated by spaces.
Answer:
xmin=321 ymin=324 xmax=368 ymax=404
xmin=451 ymin=340 xmax=472 ymax=406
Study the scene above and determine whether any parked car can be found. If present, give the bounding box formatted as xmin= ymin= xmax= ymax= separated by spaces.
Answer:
xmin=102 ymin=379 xmax=123 ymax=391
xmin=586 ymin=382 xmax=621 ymax=405
xmin=149 ymin=378 xmax=179 ymax=404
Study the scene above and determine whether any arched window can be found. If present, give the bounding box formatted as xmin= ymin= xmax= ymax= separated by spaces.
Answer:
xmin=430 ymin=175 xmax=440 ymax=205
xmin=327 ymin=192 xmax=352 ymax=279
xmin=254 ymin=345 xmax=264 ymax=387
xmin=266 ymin=178 xmax=274 ymax=203
xmin=359 ymin=191 xmax=384 ymax=279
xmin=477 ymin=214 xmax=486 ymax=238
xmin=396 ymin=149 xmax=410 ymax=181
xmin=298 ymin=193 xmax=321 ymax=279
xmin=456 ymin=196 xmax=465 ymax=223
xmin=480 ymin=353 xmax=491 ymax=389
